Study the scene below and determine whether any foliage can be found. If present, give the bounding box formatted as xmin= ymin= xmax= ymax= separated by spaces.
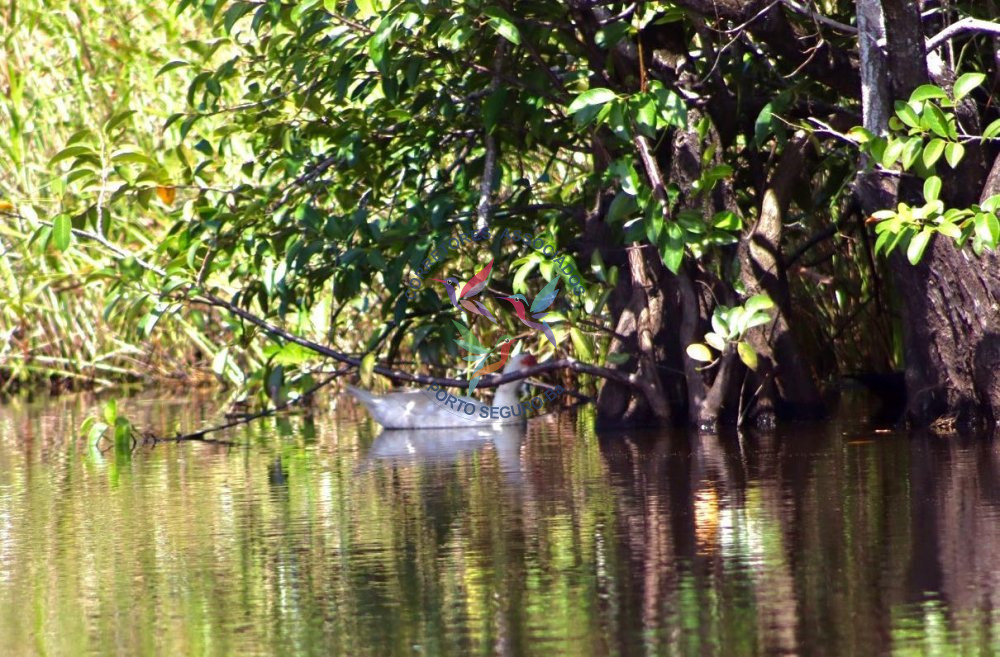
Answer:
xmin=0 ymin=0 xmax=241 ymax=392
xmin=685 ymin=294 xmax=775 ymax=371
xmin=5 ymin=0 xmax=1000 ymax=426
xmin=853 ymin=77 xmax=1000 ymax=264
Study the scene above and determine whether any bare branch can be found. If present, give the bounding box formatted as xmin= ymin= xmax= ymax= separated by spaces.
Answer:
xmin=781 ymin=0 xmax=857 ymax=34
xmin=927 ymin=17 xmax=1000 ymax=51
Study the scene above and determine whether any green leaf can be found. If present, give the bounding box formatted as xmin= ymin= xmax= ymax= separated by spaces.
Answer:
xmin=923 ymin=176 xmax=942 ymax=202
xmin=103 ymin=110 xmax=136 ymax=134
xmin=567 ymin=88 xmax=618 ymax=116
xmin=52 ymin=214 xmax=72 ymax=251
xmin=482 ymin=87 xmax=507 ymax=133
xmin=607 ymin=192 xmax=639 ymax=224
xmin=212 ymin=346 xmax=230 ymax=376
xmin=712 ymin=210 xmax=741 ymax=230
xmin=704 ymin=332 xmax=726 ymax=351
xmin=605 ymin=352 xmax=631 ymax=365
xmin=881 ymin=139 xmax=904 ymax=169
xmin=50 ymin=145 xmax=96 ymax=166
xmin=936 ymin=220 xmax=961 ymax=240
xmin=981 ymin=195 xmax=1000 ymax=213
xmin=103 ymin=399 xmax=118 ymax=425
xmin=686 ymin=343 xmax=714 ymax=363
xmin=954 ymin=72 xmax=986 ymax=101
xmin=737 ymin=341 xmax=758 ymax=370
xmin=484 ymin=9 xmax=521 ymax=45
xmin=754 ymin=102 xmax=774 ymax=146
xmin=222 ymin=1 xmax=254 ymax=33
xmin=456 ymin=339 xmax=489 ymax=354
xmin=894 ymin=101 xmax=920 ymax=128
xmin=155 ymin=60 xmax=190 ymax=77
xmin=922 ymin=138 xmax=946 ymax=168
xmin=944 ymin=141 xmax=965 ymax=168
xmin=744 ymin=293 xmax=774 ymax=315
xmin=975 ymin=212 xmax=1000 ymax=247
xmin=652 ymin=86 xmax=687 ymax=129
xmin=901 ymin=137 xmax=923 ymax=170
xmin=910 ymin=84 xmax=948 ymax=103
xmin=922 ymin=104 xmax=950 ymax=138
xmin=570 ymin=328 xmax=595 ymax=362
xmin=983 ymin=119 xmax=1000 ymax=140
xmin=112 ymin=148 xmax=156 ymax=166
xmin=744 ymin=312 xmax=773 ymax=331
xmin=359 ymin=354 xmax=375 ymax=387
xmin=659 ymin=237 xmax=684 ymax=273
xmin=907 ymin=228 xmax=933 ymax=265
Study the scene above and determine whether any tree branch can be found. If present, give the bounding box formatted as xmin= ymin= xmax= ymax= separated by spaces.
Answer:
xmin=477 ymin=40 xmax=505 ymax=232
xmin=194 ymin=292 xmax=640 ymax=390
xmin=146 ymin=367 xmax=351 ymax=444
xmin=927 ymin=17 xmax=1000 ymax=52
xmin=781 ymin=0 xmax=856 ymax=34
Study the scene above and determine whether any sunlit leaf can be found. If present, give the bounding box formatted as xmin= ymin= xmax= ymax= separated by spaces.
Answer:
xmin=737 ymin=341 xmax=758 ymax=370
xmin=686 ymin=343 xmax=714 ymax=362
xmin=52 ymin=214 xmax=72 ymax=251
xmin=907 ymin=228 xmax=933 ymax=265
xmin=954 ymin=72 xmax=986 ymax=101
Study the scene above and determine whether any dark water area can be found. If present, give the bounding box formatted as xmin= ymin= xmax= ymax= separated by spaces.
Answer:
xmin=0 ymin=392 xmax=998 ymax=656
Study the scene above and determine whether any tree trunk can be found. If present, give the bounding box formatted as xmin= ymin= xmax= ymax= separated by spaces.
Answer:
xmin=739 ymin=134 xmax=825 ymax=424
xmin=854 ymin=0 xmax=1000 ymax=428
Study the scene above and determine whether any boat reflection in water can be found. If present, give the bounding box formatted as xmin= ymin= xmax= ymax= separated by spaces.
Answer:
xmin=363 ymin=424 xmax=525 ymax=483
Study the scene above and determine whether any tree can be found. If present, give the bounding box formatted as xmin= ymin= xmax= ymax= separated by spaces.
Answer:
xmin=40 ymin=0 xmax=1000 ymax=431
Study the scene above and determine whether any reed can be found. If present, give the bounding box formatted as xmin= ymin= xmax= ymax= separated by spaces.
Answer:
xmin=0 ymin=0 xmax=228 ymax=393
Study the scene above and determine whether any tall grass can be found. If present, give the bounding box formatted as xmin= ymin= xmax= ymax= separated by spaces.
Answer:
xmin=0 ymin=0 xmax=229 ymax=392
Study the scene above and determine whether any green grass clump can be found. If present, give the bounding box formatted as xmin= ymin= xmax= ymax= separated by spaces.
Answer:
xmin=0 ymin=0 xmax=227 ymax=393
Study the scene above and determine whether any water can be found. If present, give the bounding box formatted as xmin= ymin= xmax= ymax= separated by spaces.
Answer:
xmin=0 ymin=392 xmax=999 ymax=656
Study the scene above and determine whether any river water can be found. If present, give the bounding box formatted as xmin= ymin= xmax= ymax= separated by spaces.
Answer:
xmin=0 ymin=391 xmax=998 ymax=656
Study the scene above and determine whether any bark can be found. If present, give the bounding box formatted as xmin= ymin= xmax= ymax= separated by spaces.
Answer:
xmin=860 ymin=1 xmax=1000 ymax=427
xmin=739 ymin=134 xmax=825 ymax=424
xmin=880 ymin=0 xmax=928 ymax=99
xmin=595 ymin=246 xmax=675 ymax=428
xmin=856 ymin=0 xmax=890 ymax=135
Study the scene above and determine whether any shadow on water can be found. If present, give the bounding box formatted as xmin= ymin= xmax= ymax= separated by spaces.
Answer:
xmin=0 ymin=392 xmax=998 ymax=655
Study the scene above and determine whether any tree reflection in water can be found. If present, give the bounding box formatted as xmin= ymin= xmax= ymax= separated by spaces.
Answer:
xmin=0 ymin=394 xmax=997 ymax=655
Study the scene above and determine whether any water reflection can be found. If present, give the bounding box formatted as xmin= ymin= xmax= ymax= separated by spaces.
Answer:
xmin=0 ymin=394 xmax=997 ymax=655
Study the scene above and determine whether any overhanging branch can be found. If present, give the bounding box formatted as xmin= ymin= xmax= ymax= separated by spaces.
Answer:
xmin=927 ymin=17 xmax=1000 ymax=51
